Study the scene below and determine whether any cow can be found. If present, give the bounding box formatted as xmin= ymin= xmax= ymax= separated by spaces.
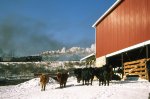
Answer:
xmin=94 ymin=67 xmax=105 ymax=86
xmin=94 ymin=64 xmax=113 ymax=86
xmin=82 ymin=67 xmax=95 ymax=85
xmin=102 ymin=64 xmax=113 ymax=86
xmin=74 ymin=68 xmax=82 ymax=83
xmin=40 ymin=74 xmax=49 ymax=91
xmin=56 ymin=71 xmax=69 ymax=88
xmin=74 ymin=67 xmax=94 ymax=85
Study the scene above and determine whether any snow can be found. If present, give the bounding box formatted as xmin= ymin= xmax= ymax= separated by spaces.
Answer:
xmin=0 ymin=77 xmax=150 ymax=99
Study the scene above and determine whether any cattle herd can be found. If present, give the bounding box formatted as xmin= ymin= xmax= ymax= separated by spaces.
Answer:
xmin=39 ymin=64 xmax=117 ymax=91
xmin=74 ymin=65 xmax=113 ymax=86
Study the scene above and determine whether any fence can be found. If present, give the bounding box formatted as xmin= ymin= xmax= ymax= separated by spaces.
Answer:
xmin=124 ymin=58 xmax=150 ymax=80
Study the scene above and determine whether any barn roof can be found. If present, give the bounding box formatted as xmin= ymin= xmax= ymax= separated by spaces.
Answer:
xmin=80 ymin=53 xmax=95 ymax=61
xmin=92 ymin=0 xmax=122 ymax=28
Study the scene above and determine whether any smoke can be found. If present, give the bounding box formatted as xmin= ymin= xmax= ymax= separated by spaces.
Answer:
xmin=71 ymin=38 xmax=94 ymax=48
xmin=0 ymin=16 xmax=64 ymax=56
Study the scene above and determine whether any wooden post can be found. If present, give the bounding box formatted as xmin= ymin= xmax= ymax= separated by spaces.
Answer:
xmin=121 ymin=53 xmax=124 ymax=79
xmin=146 ymin=45 xmax=150 ymax=81
xmin=146 ymin=45 xmax=149 ymax=59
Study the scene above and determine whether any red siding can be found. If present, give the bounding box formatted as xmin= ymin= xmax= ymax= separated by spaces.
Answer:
xmin=96 ymin=0 xmax=150 ymax=58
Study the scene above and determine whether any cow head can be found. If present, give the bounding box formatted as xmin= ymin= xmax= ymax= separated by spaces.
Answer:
xmin=76 ymin=74 xmax=82 ymax=83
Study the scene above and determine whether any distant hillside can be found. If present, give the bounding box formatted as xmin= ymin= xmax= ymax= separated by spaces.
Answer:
xmin=40 ymin=44 xmax=95 ymax=61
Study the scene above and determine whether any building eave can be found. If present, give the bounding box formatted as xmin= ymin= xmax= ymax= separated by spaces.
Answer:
xmin=80 ymin=53 xmax=95 ymax=61
xmin=92 ymin=0 xmax=122 ymax=28
xmin=106 ymin=40 xmax=150 ymax=58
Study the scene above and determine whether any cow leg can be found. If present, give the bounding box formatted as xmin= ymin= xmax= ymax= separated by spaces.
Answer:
xmin=107 ymin=80 xmax=109 ymax=86
xmin=86 ymin=80 xmax=88 ymax=85
xmin=61 ymin=84 xmax=63 ymax=88
xmin=85 ymin=80 xmax=87 ymax=85
xmin=104 ymin=80 xmax=106 ymax=86
xmin=41 ymin=83 xmax=44 ymax=91
xmin=82 ymin=80 xmax=84 ymax=85
xmin=61 ymin=82 xmax=63 ymax=88
xmin=41 ymin=84 xmax=43 ymax=91
xmin=43 ymin=84 xmax=46 ymax=91
xmin=102 ymin=80 xmax=105 ymax=86
xmin=65 ymin=82 xmax=67 ymax=87
xmin=43 ymin=84 xmax=45 ymax=91
xmin=64 ymin=82 xmax=66 ymax=87
xmin=99 ymin=79 xmax=101 ymax=86
xmin=91 ymin=78 xmax=93 ymax=85
xmin=83 ymin=80 xmax=86 ymax=85
xmin=64 ymin=83 xmax=65 ymax=87
xmin=87 ymin=80 xmax=89 ymax=85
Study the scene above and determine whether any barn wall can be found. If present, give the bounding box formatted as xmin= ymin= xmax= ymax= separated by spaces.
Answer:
xmin=96 ymin=0 xmax=150 ymax=58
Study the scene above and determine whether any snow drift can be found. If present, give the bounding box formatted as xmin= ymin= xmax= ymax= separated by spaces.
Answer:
xmin=0 ymin=77 xmax=150 ymax=99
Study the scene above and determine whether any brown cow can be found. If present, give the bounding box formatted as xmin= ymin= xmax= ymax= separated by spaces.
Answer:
xmin=57 ymin=72 xmax=69 ymax=88
xmin=40 ymin=74 xmax=49 ymax=91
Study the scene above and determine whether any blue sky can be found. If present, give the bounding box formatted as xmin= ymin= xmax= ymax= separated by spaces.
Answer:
xmin=0 ymin=0 xmax=115 ymax=56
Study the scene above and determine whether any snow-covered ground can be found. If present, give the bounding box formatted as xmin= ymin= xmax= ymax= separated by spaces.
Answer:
xmin=0 ymin=77 xmax=150 ymax=99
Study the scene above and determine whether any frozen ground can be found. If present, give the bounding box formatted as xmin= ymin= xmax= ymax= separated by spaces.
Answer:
xmin=0 ymin=77 xmax=150 ymax=99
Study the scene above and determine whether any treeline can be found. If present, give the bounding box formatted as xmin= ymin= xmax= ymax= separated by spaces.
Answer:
xmin=0 ymin=56 xmax=42 ymax=62
xmin=0 ymin=61 xmax=85 ymax=78
xmin=0 ymin=63 xmax=49 ymax=77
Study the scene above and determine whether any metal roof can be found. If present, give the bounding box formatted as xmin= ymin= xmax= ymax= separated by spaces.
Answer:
xmin=80 ymin=53 xmax=95 ymax=61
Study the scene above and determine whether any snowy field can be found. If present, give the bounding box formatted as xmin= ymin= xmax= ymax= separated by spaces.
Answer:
xmin=0 ymin=77 xmax=150 ymax=99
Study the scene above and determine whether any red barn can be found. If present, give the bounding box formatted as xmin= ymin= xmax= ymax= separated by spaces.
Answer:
xmin=92 ymin=0 xmax=150 ymax=79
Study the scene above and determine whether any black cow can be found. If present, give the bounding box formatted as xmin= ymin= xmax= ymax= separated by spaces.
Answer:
xmin=74 ymin=68 xmax=82 ymax=83
xmin=94 ymin=67 xmax=105 ymax=86
xmin=57 ymin=72 xmax=69 ymax=88
xmin=102 ymin=65 xmax=113 ymax=86
xmin=82 ymin=67 xmax=95 ymax=85
xmin=74 ymin=67 xmax=94 ymax=85
xmin=94 ymin=65 xmax=113 ymax=86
